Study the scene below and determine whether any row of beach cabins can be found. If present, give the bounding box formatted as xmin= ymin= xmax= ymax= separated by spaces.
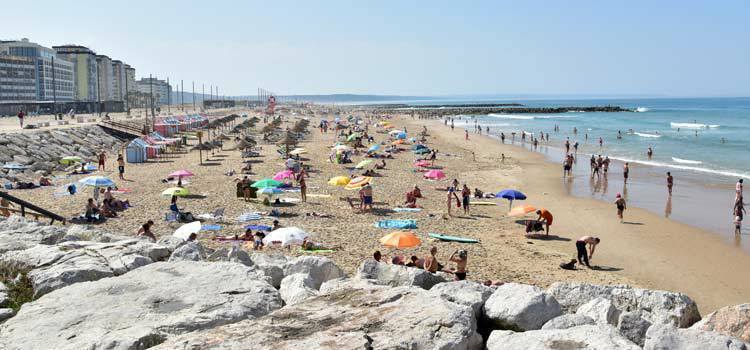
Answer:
xmin=125 ymin=114 xmax=213 ymax=163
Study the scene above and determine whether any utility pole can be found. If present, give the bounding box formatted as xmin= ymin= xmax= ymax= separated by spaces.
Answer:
xmin=149 ymin=74 xmax=155 ymax=131
xmin=167 ymin=77 xmax=170 ymax=114
xmin=202 ymin=83 xmax=205 ymax=111
xmin=124 ymin=70 xmax=129 ymax=115
xmin=181 ymin=80 xmax=184 ymax=111
xmin=192 ymin=81 xmax=195 ymax=111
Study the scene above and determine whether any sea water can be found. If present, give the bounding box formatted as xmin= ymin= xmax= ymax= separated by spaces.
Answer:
xmin=405 ymin=97 xmax=750 ymax=250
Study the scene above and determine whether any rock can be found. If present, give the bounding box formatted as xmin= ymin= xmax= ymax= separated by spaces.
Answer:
xmin=282 ymin=256 xmax=345 ymax=290
xmin=152 ymin=285 xmax=482 ymax=350
xmin=694 ymin=304 xmax=750 ymax=343
xmin=319 ymin=277 xmax=389 ymax=294
xmin=487 ymin=325 xmax=641 ymax=350
xmin=618 ymin=311 xmax=652 ymax=347
xmin=0 ymin=308 xmax=13 ymax=322
xmin=207 ymin=247 xmax=229 ymax=261
xmin=0 ymin=216 xmax=68 ymax=253
xmin=227 ymin=245 xmax=253 ymax=266
xmin=279 ymin=273 xmax=319 ymax=305
xmin=644 ymin=324 xmax=748 ymax=350
xmin=429 ymin=280 xmax=494 ymax=317
xmin=483 ymin=282 xmax=563 ymax=331
xmin=576 ymin=297 xmax=620 ymax=326
xmin=355 ymin=259 xmax=446 ymax=290
xmin=11 ymin=155 xmax=33 ymax=165
xmin=156 ymin=235 xmax=186 ymax=252
xmin=251 ymin=253 xmax=288 ymax=288
xmin=50 ymin=131 xmax=73 ymax=146
xmin=542 ymin=314 xmax=596 ymax=330
xmin=547 ymin=282 xmax=701 ymax=328
xmin=0 ymin=282 xmax=7 ymax=308
xmin=0 ymin=262 xmax=283 ymax=350
xmin=168 ymin=241 xmax=205 ymax=262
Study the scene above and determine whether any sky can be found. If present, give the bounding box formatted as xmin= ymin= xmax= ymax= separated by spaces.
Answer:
xmin=4 ymin=0 xmax=749 ymax=97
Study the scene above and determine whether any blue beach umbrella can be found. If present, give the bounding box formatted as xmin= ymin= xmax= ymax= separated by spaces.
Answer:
xmin=78 ymin=176 xmax=115 ymax=188
xmin=496 ymin=189 xmax=527 ymax=210
xmin=396 ymin=132 xmax=407 ymax=139
xmin=368 ymin=144 xmax=381 ymax=153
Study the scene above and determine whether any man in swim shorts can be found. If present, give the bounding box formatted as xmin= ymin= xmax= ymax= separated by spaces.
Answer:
xmin=576 ymin=236 xmax=600 ymax=267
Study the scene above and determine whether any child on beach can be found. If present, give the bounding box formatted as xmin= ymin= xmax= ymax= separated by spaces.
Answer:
xmin=614 ymin=193 xmax=626 ymax=223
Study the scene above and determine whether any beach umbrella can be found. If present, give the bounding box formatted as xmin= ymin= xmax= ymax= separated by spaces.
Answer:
xmin=328 ymin=176 xmax=351 ymax=186
xmin=345 ymin=176 xmax=372 ymax=190
xmin=59 ymin=156 xmax=82 ymax=165
xmin=496 ymin=189 xmax=527 ymax=201
xmin=78 ymin=176 xmax=115 ymax=188
xmin=162 ymin=187 xmax=190 ymax=197
xmin=389 ymin=129 xmax=403 ymax=135
xmin=346 ymin=133 xmax=360 ymax=142
xmin=414 ymin=160 xmax=431 ymax=168
xmin=423 ymin=170 xmax=446 ymax=180
xmin=273 ymin=170 xmax=295 ymax=181
xmin=332 ymin=144 xmax=351 ymax=151
xmin=391 ymin=139 xmax=405 ymax=145
xmin=509 ymin=205 xmax=537 ymax=217
xmin=289 ymin=148 xmax=307 ymax=156
xmin=168 ymin=169 xmax=194 ymax=178
xmin=2 ymin=163 xmax=28 ymax=170
xmin=355 ymin=159 xmax=374 ymax=169
xmin=413 ymin=148 xmax=431 ymax=155
xmin=380 ymin=231 xmax=421 ymax=248
xmin=259 ymin=188 xmax=284 ymax=198
xmin=263 ymin=226 xmax=309 ymax=246
xmin=395 ymin=132 xmax=407 ymax=139
xmin=173 ymin=221 xmax=201 ymax=240
xmin=367 ymin=144 xmax=381 ymax=153
xmin=412 ymin=144 xmax=428 ymax=150
xmin=251 ymin=179 xmax=282 ymax=188
xmin=383 ymin=124 xmax=395 ymax=129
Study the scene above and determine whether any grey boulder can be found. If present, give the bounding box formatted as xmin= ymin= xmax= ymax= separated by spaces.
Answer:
xmin=483 ymin=282 xmax=562 ymax=331
xmin=168 ymin=241 xmax=206 ymax=262
xmin=0 ymin=262 xmax=283 ymax=350
xmin=618 ymin=310 xmax=652 ymax=347
xmin=251 ymin=253 xmax=289 ymax=288
xmin=644 ymin=324 xmax=748 ymax=350
xmin=429 ymin=280 xmax=494 ymax=317
xmin=355 ymin=259 xmax=446 ymax=290
xmin=693 ymin=303 xmax=750 ymax=343
xmin=487 ymin=325 xmax=641 ymax=350
xmin=283 ymin=255 xmax=345 ymax=289
xmin=279 ymin=273 xmax=319 ymax=305
xmin=576 ymin=297 xmax=620 ymax=326
xmin=152 ymin=284 xmax=482 ymax=350
xmin=542 ymin=314 xmax=596 ymax=330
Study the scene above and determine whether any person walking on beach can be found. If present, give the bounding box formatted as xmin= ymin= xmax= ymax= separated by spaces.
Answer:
xmin=614 ymin=193 xmax=627 ymax=223
xmin=500 ymin=133 xmax=505 ymax=144
xmin=98 ymin=151 xmax=107 ymax=171
xmin=623 ymin=162 xmax=630 ymax=184
xmin=736 ymin=179 xmax=744 ymax=202
xmin=666 ymin=172 xmax=674 ymax=196
xmin=647 ymin=147 xmax=653 ymax=159
xmin=17 ymin=110 xmax=24 ymax=128
xmin=297 ymin=171 xmax=307 ymax=203
xmin=576 ymin=236 xmax=600 ymax=268
xmin=564 ymin=138 xmax=570 ymax=153
xmin=116 ymin=154 xmax=125 ymax=180
xmin=461 ymin=184 xmax=471 ymax=215
xmin=446 ymin=186 xmax=460 ymax=217
xmin=734 ymin=199 xmax=745 ymax=235
xmin=599 ymin=137 xmax=603 ymax=147
xmin=574 ymin=141 xmax=579 ymax=154
xmin=450 ymin=119 xmax=454 ymax=130
xmin=465 ymin=129 xmax=469 ymax=141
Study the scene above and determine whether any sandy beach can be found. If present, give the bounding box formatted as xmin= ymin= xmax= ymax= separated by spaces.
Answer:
xmin=5 ymin=110 xmax=750 ymax=313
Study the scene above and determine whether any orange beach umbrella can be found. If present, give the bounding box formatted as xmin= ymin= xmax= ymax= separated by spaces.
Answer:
xmin=509 ymin=205 xmax=537 ymax=217
xmin=380 ymin=231 xmax=421 ymax=248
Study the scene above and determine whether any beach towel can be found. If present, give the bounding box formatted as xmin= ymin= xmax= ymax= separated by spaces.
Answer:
xmin=376 ymin=219 xmax=417 ymax=229
xmin=245 ymin=224 xmax=272 ymax=231
xmin=393 ymin=207 xmax=422 ymax=212
xmin=201 ymin=224 xmax=222 ymax=231
xmin=237 ymin=213 xmax=262 ymax=222
xmin=112 ymin=188 xmax=133 ymax=194
xmin=298 ymin=249 xmax=335 ymax=253
xmin=307 ymin=194 xmax=332 ymax=198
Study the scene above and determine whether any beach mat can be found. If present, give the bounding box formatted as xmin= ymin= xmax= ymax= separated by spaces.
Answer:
xmin=245 ymin=224 xmax=272 ymax=231
xmin=201 ymin=224 xmax=222 ymax=231
xmin=376 ymin=219 xmax=417 ymax=229
xmin=237 ymin=213 xmax=262 ymax=222
xmin=429 ymin=232 xmax=479 ymax=243
xmin=393 ymin=207 xmax=422 ymax=212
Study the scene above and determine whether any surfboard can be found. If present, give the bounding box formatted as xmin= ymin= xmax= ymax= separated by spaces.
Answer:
xmin=429 ymin=233 xmax=480 ymax=243
xmin=470 ymin=201 xmax=497 ymax=206
xmin=307 ymin=194 xmax=332 ymax=198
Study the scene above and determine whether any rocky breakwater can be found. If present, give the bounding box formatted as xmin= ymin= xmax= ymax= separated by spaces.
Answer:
xmin=0 ymin=125 xmax=129 ymax=179
xmin=0 ymin=217 xmax=749 ymax=349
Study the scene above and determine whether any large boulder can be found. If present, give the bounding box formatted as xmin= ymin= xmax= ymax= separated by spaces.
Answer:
xmin=279 ymin=273 xmax=319 ymax=305
xmin=0 ymin=239 xmax=169 ymax=297
xmin=0 ymin=217 xmax=68 ymax=253
xmin=644 ymin=325 xmax=749 ymax=350
xmin=487 ymin=325 xmax=641 ymax=350
xmin=319 ymin=277 xmax=389 ymax=294
xmin=152 ymin=285 xmax=482 ymax=350
xmin=618 ymin=311 xmax=652 ymax=347
xmin=0 ymin=281 xmax=8 ymax=308
xmin=355 ymin=259 xmax=446 ymax=290
xmin=542 ymin=314 xmax=596 ymax=330
xmin=429 ymin=280 xmax=494 ymax=317
xmin=251 ymin=253 xmax=288 ymax=288
xmin=693 ymin=304 xmax=750 ymax=343
xmin=282 ymin=256 xmax=345 ymax=289
xmin=576 ymin=297 xmax=620 ymax=326
xmin=0 ymin=308 xmax=13 ymax=322
xmin=547 ymin=282 xmax=701 ymax=328
xmin=483 ymin=282 xmax=563 ymax=331
xmin=168 ymin=241 xmax=206 ymax=262
xmin=0 ymin=262 xmax=283 ymax=350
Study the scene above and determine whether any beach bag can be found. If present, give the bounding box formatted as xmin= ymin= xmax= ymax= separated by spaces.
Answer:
xmin=179 ymin=212 xmax=195 ymax=222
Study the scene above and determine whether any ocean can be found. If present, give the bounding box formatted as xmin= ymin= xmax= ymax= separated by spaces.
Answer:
xmin=385 ymin=97 xmax=750 ymax=250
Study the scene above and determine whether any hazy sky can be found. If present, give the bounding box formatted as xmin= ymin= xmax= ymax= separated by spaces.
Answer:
xmin=5 ymin=0 xmax=749 ymax=97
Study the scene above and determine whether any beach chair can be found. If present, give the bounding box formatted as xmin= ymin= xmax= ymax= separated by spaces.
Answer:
xmin=197 ymin=207 xmax=225 ymax=222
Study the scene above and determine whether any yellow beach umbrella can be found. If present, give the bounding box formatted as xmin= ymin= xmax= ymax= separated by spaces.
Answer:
xmin=345 ymin=176 xmax=372 ymax=190
xmin=162 ymin=187 xmax=190 ymax=197
xmin=328 ymin=176 xmax=351 ymax=186
xmin=355 ymin=159 xmax=373 ymax=169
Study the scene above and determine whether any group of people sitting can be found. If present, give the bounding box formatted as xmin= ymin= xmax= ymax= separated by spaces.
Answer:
xmin=372 ymin=246 xmax=468 ymax=281
xmin=85 ymin=187 xmax=131 ymax=222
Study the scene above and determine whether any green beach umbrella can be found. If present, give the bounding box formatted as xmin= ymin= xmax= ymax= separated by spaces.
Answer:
xmin=251 ymin=179 xmax=282 ymax=189
xmin=162 ymin=187 xmax=189 ymax=197
xmin=346 ymin=133 xmax=360 ymax=142
xmin=355 ymin=159 xmax=373 ymax=169
xmin=60 ymin=156 xmax=83 ymax=165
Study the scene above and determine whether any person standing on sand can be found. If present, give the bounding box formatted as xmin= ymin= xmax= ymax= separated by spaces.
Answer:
xmin=465 ymin=129 xmax=469 ymax=141
xmin=623 ymin=162 xmax=630 ymax=184
xmin=17 ymin=110 xmax=24 ymax=128
xmin=449 ymin=250 xmax=468 ymax=280
xmin=446 ymin=186 xmax=460 ymax=217
xmin=500 ymin=133 xmax=505 ymax=143
xmin=614 ymin=193 xmax=626 ymax=223
xmin=564 ymin=138 xmax=570 ymax=153
xmin=576 ymin=236 xmax=600 ymax=267
xmin=461 ymin=184 xmax=471 ymax=215
xmin=734 ymin=199 xmax=745 ymax=235
xmin=297 ymin=172 xmax=307 ymax=203
xmin=98 ymin=151 xmax=107 ymax=171
xmin=117 ymin=154 xmax=125 ymax=180
xmin=647 ymin=147 xmax=653 ymax=159
xmin=667 ymin=172 xmax=674 ymax=196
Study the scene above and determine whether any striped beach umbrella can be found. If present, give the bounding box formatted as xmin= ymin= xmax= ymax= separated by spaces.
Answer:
xmin=345 ymin=176 xmax=372 ymax=190
xmin=78 ymin=176 xmax=115 ymax=188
